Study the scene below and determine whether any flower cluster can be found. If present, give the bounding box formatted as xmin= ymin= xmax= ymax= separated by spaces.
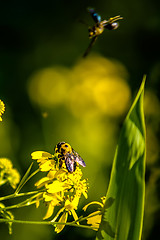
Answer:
xmin=0 ymin=100 xmax=5 ymax=121
xmin=31 ymin=150 xmax=88 ymax=233
xmin=0 ymin=158 xmax=20 ymax=189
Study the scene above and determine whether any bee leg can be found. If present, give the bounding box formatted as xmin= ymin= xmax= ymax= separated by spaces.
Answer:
xmin=83 ymin=36 xmax=97 ymax=58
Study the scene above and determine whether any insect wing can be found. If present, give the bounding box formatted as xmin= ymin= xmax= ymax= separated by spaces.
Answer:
xmin=75 ymin=155 xmax=86 ymax=167
xmin=88 ymin=8 xmax=101 ymax=23
xmin=65 ymin=153 xmax=75 ymax=172
xmin=83 ymin=36 xmax=97 ymax=57
xmin=104 ymin=15 xmax=123 ymax=30
xmin=72 ymin=149 xmax=86 ymax=168
xmin=104 ymin=22 xmax=119 ymax=30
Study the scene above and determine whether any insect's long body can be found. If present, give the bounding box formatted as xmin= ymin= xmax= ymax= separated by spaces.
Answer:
xmin=83 ymin=8 xmax=123 ymax=57
xmin=55 ymin=142 xmax=86 ymax=173
xmin=88 ymin=21 xmax=107 ymax=38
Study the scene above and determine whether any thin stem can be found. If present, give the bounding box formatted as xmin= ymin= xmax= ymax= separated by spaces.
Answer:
xmin=0 ymin=190 xmax=40 ymax=201
xmin=19 ymin=168 xmax=40 ymax=191
xmin=0 ymin=218 xmax=97 ymax=230
xmin=4 ymin=195 xmax=43 ymax=210
xmin=15 ymin=163 xmax=39 ymax=194
xmin=15 ymin=162 xmax=34 ymax=194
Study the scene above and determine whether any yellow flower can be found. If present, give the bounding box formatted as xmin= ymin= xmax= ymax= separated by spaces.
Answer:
xmin=64 ymin=196 xmax=79 ymax=212
xmin=53 ymin=195 xmax=80 ymax=233
xmin=83 ymin=197 xmax=106 ymax=231
xmin=47 ymin=180 xmax=71 ymax=193
xmin=31 ymin=151 xmax=55 ymax=172
xmin=0 ymin=158 xmax=13 ymax=170
xmin=35 ymin=168 xmax=69 ymax=189
xmin=85 ymin=211 xmax=102 ymax=230
xmin=67 ymin=167 xmax=83 ymax=183
xmin=0 ymin=100 xmax=5 ymax=121
xmin=32 ymin=148 xmax=89 ymax=233
xmin=55 ymin=211 xmax=68 ymax=233
xmin=31 ymin=151 xmax=53 ymax=160
xmin=7 ymin=168 xmax=21 ymax=189
xmin=52 ymin=168 xmax=69 ymax=182
xmin=83 ymin=197 xmax=106 ymax=211
xmin=43 ymin=192 xmax=64 ymax=220
xmin=75 ymin=179 xmax=88 ymax=199
xmin=0 ymin=158 xmax=20 ymax=189
xmin=35 ymin=176 xmax=51 ymax=188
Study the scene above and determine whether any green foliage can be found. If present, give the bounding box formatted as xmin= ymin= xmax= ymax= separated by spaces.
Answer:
xmin=96 ymin=77 xmax=146 ymax=240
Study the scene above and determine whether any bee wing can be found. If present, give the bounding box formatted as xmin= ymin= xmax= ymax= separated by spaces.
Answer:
xmin=72 ymin=149 xmax=86 ymax=168
xmin=75 ymin=156 xmax=86 ymax=167
xmin=65 ymin=154 xmax=75 ymax=173
xmin=104 ymin=22 xmax=119 ymax=30
xmin=88 ymin=8 xmax=101 ymax=23
xmin=83 ymin=36 xmax=97 ymax=58
xmin=104 ymin=16 xmax=123 ymax=30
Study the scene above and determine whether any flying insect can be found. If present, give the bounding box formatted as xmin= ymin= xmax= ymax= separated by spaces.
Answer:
xmin=83 ymin=8 xmax=123 ymax=57
xmin=54 ymin=142 xmax=86 ymax=173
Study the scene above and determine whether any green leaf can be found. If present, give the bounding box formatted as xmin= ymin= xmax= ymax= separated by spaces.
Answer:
xmin=96 ymin=77 xmax=146 ymax=240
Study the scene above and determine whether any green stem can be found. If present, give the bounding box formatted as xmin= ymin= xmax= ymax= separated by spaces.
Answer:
xmin=18 ymin=168 xmax=40 ymax=192
xmin=4 ymin=194 xmax=44 ymax=210
xmin=15 ymin=162 xmax=38 ymax=194
xmin=0 ymin=218 xmax=97 ymax=230
xmin=0 ymin=190 xmax=40 ymax=202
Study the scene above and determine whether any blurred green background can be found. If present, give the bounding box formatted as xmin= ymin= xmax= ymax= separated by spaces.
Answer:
xmin=0 ymin=0 xmax=160 ymax=239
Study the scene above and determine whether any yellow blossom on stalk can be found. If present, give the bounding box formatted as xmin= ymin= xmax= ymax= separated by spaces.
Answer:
xmin=7 ymin=168 xmax=21 ymax=189
xmin=0 ymin=100 xmax=5 ymax=121
xmin=53 ymin=195 xmax=80 ymax=233
xmin=0 ymin=158 xmax=13 ymax=170
xmin=0 ymin=158 xmax=20 ymax=189
xmin=31 ymin=151 xmax=54 ymax=171
xmin=31 ymin=149 xmax=88 ymax=233
xmin=83 ymin=197 xmax=107 ymax=231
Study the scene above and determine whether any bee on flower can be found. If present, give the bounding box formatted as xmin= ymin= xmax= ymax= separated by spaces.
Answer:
xmin=31 ymin=142 xmax=88 ymax=233
xmin=54 ymin=142 xmax=86 ymax=173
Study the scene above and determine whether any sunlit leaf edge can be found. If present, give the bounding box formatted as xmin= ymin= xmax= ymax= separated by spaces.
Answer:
xmin=96 ymin=76 xmax=146 ymax=240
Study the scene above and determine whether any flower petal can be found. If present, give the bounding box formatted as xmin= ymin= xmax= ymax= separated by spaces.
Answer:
xmin=31 ymin=151 xmax=52 ymax=159
xmin=71 ymin=209 xmax=79 ymax=223
xmin=86 ymin=211 xmax=101 ymax=230
xmin=35 ymin=177 xmax=50 ymax=188
xmin=83 ymin=201 xmax=103 ymax=211
xmin=43 ymin=202 xmax=54 ymax=220
xmin=47 ymin=180 xmax=68 ymax=193
xmin=39 ymin=161 xmax=53 ymax=172
xmin=51 ymin=207 xmax=65 ymax=222
xmin=55 ymin=212 xmax=68 ymax=233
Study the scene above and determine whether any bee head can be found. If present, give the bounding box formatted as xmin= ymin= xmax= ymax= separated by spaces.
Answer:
xmin=55 ymin=142 xmax=72 ymax=154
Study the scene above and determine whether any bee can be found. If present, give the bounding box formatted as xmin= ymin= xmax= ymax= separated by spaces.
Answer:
xmin=54 ymin=142 xmax=86 ymax=173
xmin=83 ymin=8 xmax=123 ymax=57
